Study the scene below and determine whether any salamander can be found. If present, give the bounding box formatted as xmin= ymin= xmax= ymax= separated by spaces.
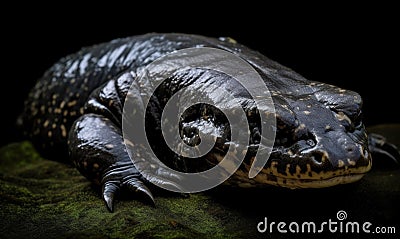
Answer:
xmin=18 ymin=33 xmax=400 ymax=212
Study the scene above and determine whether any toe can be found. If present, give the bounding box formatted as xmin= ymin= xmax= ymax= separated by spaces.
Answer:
xmin=123 ymin=176 xmax=155 ymax=206
xmin=102 ymin=181 xmax=120 ymax=212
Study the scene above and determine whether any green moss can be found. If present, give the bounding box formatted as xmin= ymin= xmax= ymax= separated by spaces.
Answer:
xmin=0 ymin=141 xmax=246 ymax=238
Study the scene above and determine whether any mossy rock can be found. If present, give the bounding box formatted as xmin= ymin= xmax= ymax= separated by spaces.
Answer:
xmin=1 ymin=125 xmax=399 ymax=238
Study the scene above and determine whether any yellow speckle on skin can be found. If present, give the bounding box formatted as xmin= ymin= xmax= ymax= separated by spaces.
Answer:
xmin=67 ymin=100 xmax=77 ymax=107
xmin=47 ymin=131 xmax=52 ymax=137
xmin=221 ymin=37 xmax=237 ymax=44
xmin=105 ymin=144 xmax=114 ymax=149
xmin=303 ymin=111 xmax=311 ymax=115
xmin=60 ymin=101 xmax=66 ymax=109
xmin=43 ymin=120 xmax=49 ymax=127
xmin=335 ymin=112 xmax=351 ymax=124
xmin=295 ymin=123 xmax=306 ymax=133
xmin=296 ymin=165 xmax=302 ymax=178
xmin=285 ymin=164 xmax=291 ymax=175
xmin=60 ymin=124 xmax=67 ymax=138
xmin=31 ymin=109 xmax=38 ymax=116
xmin=93 ymin=163 xmax=99 ymax=169
xmin=338 ymin=160 xmax=345 ymax=168
xmin=124 ymin=139 xmax=135 ymax=147
xmin=52 ymin=123 xmax=56 ymax=129
xmin=359 ymin=145 xmax=366 ymax=158
xmin=347 ymin=159 xmax=356 ymax=166
xmin=325 ymin=125 xmax=331 ymax=130
xmin=40 ymin=105 xmax=46 ymax=113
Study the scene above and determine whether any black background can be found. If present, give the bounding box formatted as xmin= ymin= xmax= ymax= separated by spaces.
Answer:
xmin=1 ymin=4 xmax=398 ymax=146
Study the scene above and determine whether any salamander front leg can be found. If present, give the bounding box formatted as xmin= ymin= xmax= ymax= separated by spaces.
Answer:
xmin=68 ymin=113 xmax=154 ymax=212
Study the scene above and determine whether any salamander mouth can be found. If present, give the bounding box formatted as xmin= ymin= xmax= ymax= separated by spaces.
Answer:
xmin=257 ymin=173 xmax=366 ymax=189
xmin=226 ymin=172 xmax=368 ymax=189
xmin=226 ymin=161 xmax=371 ymax=189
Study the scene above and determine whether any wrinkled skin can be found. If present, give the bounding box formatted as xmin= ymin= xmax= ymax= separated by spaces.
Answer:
xmin=19 ymin=33 xmax=400 ymax=212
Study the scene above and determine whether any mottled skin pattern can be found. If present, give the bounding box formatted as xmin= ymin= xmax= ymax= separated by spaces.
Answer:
xmin=19 ymin=33 xmax=400 ymax=212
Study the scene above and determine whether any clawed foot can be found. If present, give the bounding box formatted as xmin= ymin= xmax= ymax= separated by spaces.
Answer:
xmin=100 ymin=162 xmax=185 ymax=212
xmin=101 ymin=163 xmax=155 ymax=212
xmin=368 ymin=133 xmax=400 ymax=169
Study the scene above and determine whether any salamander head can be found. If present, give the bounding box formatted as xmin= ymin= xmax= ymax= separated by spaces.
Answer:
xmin=229 ymin=82 xmax=372 ymax=188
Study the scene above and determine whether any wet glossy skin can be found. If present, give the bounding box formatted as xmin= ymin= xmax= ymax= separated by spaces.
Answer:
xmin=19 ymin=33 xmax=398 ymax=212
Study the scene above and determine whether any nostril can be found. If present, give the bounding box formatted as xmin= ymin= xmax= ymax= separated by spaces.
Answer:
xmin=310 ymin=150 xmax=329 ymax=165
xmin=345 ymin=145 xmax=358 ymax=153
